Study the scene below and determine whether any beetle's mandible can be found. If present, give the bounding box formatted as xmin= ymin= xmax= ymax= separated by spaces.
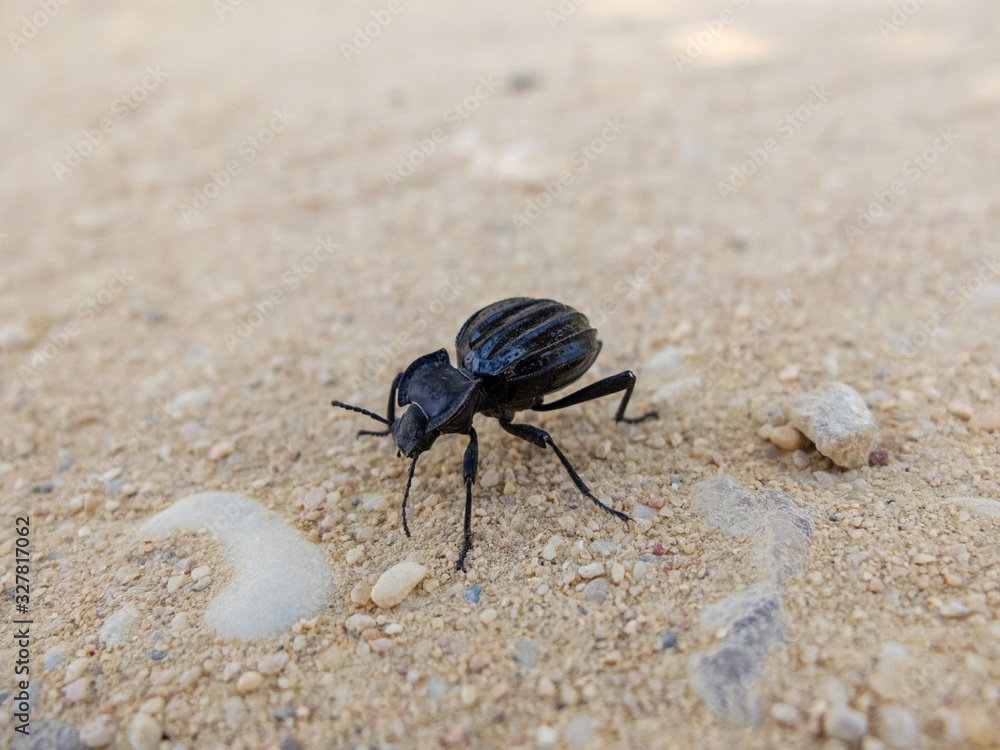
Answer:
xmin=331 ymin=297 xmax=658 ymax=570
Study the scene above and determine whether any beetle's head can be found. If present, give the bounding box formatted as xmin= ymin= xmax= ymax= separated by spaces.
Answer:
xmin=391 ymin=404 xmax=439 ymax=458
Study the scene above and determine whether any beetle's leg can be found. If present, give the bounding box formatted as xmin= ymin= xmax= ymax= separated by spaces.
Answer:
xmin=498 ymin=420 xmax=631 ymax=527
xmin=355 ymin=372 xmax=402 ymax=437
xmin=400 ymin=452 xmax=419 ymax=538
xmin=531 ymin=370 xmax=658 ymax=424
xmin=456 ymin=427 xmax=479 ymax=571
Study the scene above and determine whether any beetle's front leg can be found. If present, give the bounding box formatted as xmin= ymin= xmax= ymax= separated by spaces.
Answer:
xmin=456 ymin=427 xmax=479 ymax=571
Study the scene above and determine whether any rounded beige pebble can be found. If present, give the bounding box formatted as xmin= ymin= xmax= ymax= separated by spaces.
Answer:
xmin=769 ymin=424 xmax=810 ymax=452
xmin=350 ymin=582 xmax=372 ymax=605
xmin=257 ymin=651 xmax=289 ymax=674
xmin=236 ymin=670 xmax=264 ymax=693
xmin=209 ymin=440 xmax=235 ymax=460
xmin=770 ymin=702 xmax=801 ymax=726
xmin=480 ymin=469 xmax=500 ymax=488
xmin=190 ymin=565 xmax=211 ymax=581
xmin=947 ymin=399 xmax=974 ymax=420
xmin=370 ymin=562 xmax=427 ymax=608
xmin=480 ymin=607 xmax=498 ymax=624
xmin=79 ymin=714 xmax=116 ymax=748
xmin=64 ymin=677 xmax=89 ymax=703
xmin=824 ymin=704 xmax=868 ymax=742
xmin=578 ymin=562 xmax=605 ymax=579
xmin=970 ymin=407 xmax=1000 ymax=432
xmin=370 ymin=638 xmax=393 ymax=653
xmin=127 ymin=712 xmax=161 ymax=750
xmin=344 ymin=613 xmax=376 ymax=635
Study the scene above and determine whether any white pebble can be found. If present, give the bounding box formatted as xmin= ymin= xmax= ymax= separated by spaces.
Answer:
xmin=578 ymin=562 xmax=605 ymax=579
xmin=79 ymin=714 xmax=116 ymax=748
xmin=371 ymin=562 xmax=427 ymax=608
xmin=825 ymin=704 xmax=868 ymax=742
xmin=789 ymin=382 xmax=880 ymax=468
xmin=770 ymin=702 xmax=801 ymax=725
xmin=209 ymin=440 xmax=235 ymax=460
xmin=127 ymin=712 xmax=161 ymax=750
xmin=344 ymin=613 xmax=376 ymax=635
xmin=236 ymin=670 xmax=264 ymax=693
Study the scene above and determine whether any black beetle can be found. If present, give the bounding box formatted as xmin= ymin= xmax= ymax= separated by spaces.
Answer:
xmin=332 ymin=297 xmax=657 ymax=570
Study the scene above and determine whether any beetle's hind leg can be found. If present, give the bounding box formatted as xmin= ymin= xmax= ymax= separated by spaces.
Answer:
xmin=531 ymin=370 xmax=658 ymax=424
xmin=498 ymin=420 xmax=631 ymax=527
xmin=455 ymin=428 xmax=479 ymax=571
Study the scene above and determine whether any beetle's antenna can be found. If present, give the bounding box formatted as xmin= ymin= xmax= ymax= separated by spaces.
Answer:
xmin=401 ymin=453 xmax=419 ymax=538
xmin=331 ymin=400 xmax=390 ymax=426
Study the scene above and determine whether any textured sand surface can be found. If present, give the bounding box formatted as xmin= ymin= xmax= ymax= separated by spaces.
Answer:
xmin=2 ymin=0 xmax=999 ymax=748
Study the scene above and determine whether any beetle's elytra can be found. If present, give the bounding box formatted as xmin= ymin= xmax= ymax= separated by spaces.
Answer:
xmin=332 ymin=297 xmax=658 ymax=570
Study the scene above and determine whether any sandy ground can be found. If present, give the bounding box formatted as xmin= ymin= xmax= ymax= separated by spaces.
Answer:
xmin=2 ymin=0 xmax=1000 ymax=747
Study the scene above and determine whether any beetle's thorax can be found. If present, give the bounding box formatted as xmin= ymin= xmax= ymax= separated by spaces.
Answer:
xmin=391 ymin=350 xmax=481 ymax=457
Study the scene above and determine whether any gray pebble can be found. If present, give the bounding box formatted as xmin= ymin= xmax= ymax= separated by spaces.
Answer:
xmin=583 ymin=578 xmax=609 ymax=604
xmin=512 ymin=637 xmax=538 ymax=670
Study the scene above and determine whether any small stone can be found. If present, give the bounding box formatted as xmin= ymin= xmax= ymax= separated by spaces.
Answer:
xmin=970 ymin=407 xmax=1000 ymax=432
xmin=371 ymin=562 xmax=427 ymax=608
xmin=303 ymin=487 xmax=326 ymax=510
xmin=65 ymin=657 xmax=90 ymax=682
xmin=127 ymin=712 xmax=161 ymax=750
xmin=789 ymin=382 xmax=880 ymax=469
xmin=463 ymin=585 xmax=482 ymax=604
xmin=583 ymin=578 xmax=609 ymax=604
xmin=139 ymin=696 xmax=164 ymax=715
xmin=99 ymin=603 xmax=140 ymax=646
xmin=947 ymin=399 xmax=974 ymax=420
xmin=542 ymin=536 xmax=561 ymax=561
xmin=350 ymin=582 xmax=371 ymax=605
xmin=824 ymin=704 xmax=868 ymax=742
xmin=64 ymin=677 xmax=90 ymax=703
xmin=513 ymin=638 xmax=538 ymax=669
xmin=480 ymin=469 xmax=500 ymax=488
xmin=178 ymin=665 xmax=202 ymax=687
xmin=236 ymin=671 xmax=264 ymax=693
xmin=222 ymin=662 xmax=241 ymax=681
xmin=480 ymin=607 xmax=498 ymax=624
xmin=769 ymin=424 xmax=810 ymax=452
xmin=257 ymin=651 xmax=288 ymax=674
xmin=190 ymin=565 xmax=211 ymax=581
xmin=611 ymin=562 xmax=625 ymax=584
xmin=344 ymin=613 xmax=377 ymax=635
xmin=224 ymin=697 xmax=246 ymax=730
xmin=209 ymin=440 xmax=235 ymax=460
xmin=166 ymin=574 xmax=187 ymax=593
xmin=651 ymin=543 xmax=667 ymax=556
xmin=868 ymin=577 xmax=885 ymax=593
xmin=370 ymin=638 xmax=393 ymax=653
xmin=912 ymin=553 xmax=936 ymax=564
xmin=771 ymin=702 xmax=802 ymax=726
xmin=778 ymin=363 xmax=800 ymax=381
xmin=578 ymin=562 xmax=605 ymax=579
xmin=939 ymin=601 xmax=970 ymax=618
xmin=345 ymin=546 xmax=364 ymax=565
xmin=874 ymin=705 xmax=919 ymax=749
xmin=79 ymin=714 xmax=116 ymax=747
